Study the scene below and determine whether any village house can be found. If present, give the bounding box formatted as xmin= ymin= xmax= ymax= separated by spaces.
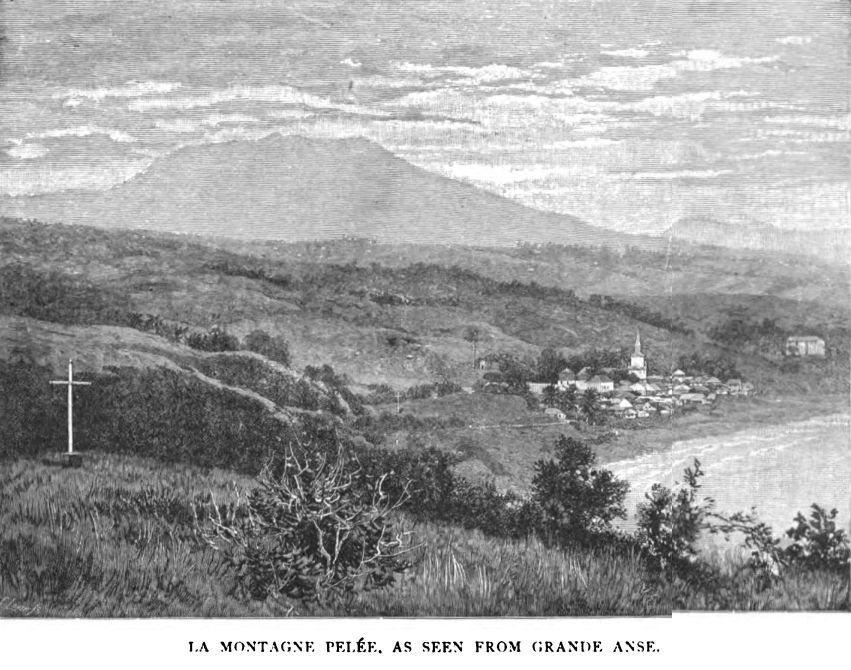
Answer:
xmin=574 ymin=367 xmax=592 ymax=391
xmin=527 ymin=382 xmax=551 ymax=396
xmin=544 ymin=407 xmax=567 ymax=422
xmin=556 ymin=367 xmax=576 ymax=390
xmin=477 ymin=355 xmax=502 ymax=372
xmin=785 ymin=335 xmax=826 ymax=357
xmin=587 ymin=374 xmax=614 ymax=393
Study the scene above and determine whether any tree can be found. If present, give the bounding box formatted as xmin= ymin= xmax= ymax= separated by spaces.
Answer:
xmin=579 ymin=388 xmax=601 ymax=425
xmin=536 ymin=346 xmax=566 ymax=384
xmin=542 ymin=383 xmax=558 ymax=408
xmin=555 ymin=385 xmax=577 ymax=413
xmin=531 ymin=436 xmax=629 ymax=542
xmin=463 ymin=326 xmax=481 ymax=369
xmin=244 ymin=329 xmax=291 ymax=366
xmin=636 ymin=459 xmax=714 ymax=578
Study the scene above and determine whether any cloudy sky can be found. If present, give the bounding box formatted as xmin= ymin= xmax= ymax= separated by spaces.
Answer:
xmin=1 ymin=0 xmax=848 ymax=234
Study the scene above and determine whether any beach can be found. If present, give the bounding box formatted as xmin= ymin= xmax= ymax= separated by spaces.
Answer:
xmin=608 ymin=413 xmax=851 ymax=536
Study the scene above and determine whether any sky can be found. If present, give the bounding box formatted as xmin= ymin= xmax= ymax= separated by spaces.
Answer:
xmin=1 ymin=0 xmax=848 ymax=235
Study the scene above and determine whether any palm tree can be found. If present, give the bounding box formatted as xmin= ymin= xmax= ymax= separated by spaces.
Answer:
xmin=556 ymin=385 xmax=577 ymax=413
xmin=463 ymin=326 xmax=481 ymax=369
xmin=580 ymin=388 xmax=600 ymax=425
xmin=542 ymin=383 xmax=558 ymax=407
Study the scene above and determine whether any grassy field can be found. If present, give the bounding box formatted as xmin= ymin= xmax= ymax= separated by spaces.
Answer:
xmin=0 ymin=453 xmax=667 ymax=617
xmin=1 ymin=452 xmax=846 ymax=616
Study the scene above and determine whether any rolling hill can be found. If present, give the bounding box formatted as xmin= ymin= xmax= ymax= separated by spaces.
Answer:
xmin=667 ymin=216 xmax=851 ymax=263
xmin=0 ymin=218 xmax=847 ymax=488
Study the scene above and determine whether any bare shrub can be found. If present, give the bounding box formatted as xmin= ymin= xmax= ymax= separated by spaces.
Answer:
xmin=203 ymin=440 xmax=412 ymax=603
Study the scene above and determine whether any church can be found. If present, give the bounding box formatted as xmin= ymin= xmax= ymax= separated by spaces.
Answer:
xmin=629 ymin=330 xmax=647 ymax=380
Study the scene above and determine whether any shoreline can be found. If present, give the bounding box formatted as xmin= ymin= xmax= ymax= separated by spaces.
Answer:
xmin=596 ymin=392 xmax=849 ymax=466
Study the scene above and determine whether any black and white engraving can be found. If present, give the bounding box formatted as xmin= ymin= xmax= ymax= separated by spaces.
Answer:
xmin=0 ymin=0 xmax=848 ymax=617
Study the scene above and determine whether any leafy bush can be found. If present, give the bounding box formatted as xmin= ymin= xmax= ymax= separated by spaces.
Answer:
xmin=186 ymin=326 xmax=239 ymax=352
xmin=636 ymin=459 xmax=713 ymax=579
xmin=204 ymin=441 xmax=412 ymax=603
xmin=531 ymin=436 xmax=629 ymax=542
xmin=355 ymin=446 xmax=458 ymax=519
xmin=637 ymin=461 xmax=851 ymax=588
xmin=244 ymin=330 xmax=291 ymax=366
xmin=784 ymin=504 xmax=850 ymax=572
xmin=447 ymin=479 xmax=541 ymax=540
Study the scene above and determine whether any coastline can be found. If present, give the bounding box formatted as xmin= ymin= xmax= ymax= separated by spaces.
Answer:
xmin=596 ymin=392 xmax=850 ymax=466
xmin=606 ymin=408 xmax=851 ymax=535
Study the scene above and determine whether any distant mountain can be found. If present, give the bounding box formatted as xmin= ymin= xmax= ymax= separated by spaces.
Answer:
xmin=0 ymin=134 xmax=654 ymax=249
xmin=667 ymin=216 xmax=851 ymax=263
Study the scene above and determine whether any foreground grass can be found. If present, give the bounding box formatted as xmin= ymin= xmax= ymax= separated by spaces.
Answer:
xmin=0 ymin=453 xmax=667 ymax=616
xmin=0 ymin=453 xmax=845 ymax=615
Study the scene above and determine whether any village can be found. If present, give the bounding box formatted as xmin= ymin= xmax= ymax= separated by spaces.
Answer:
xmin=515 ymin=331 xmax=754 ymax=425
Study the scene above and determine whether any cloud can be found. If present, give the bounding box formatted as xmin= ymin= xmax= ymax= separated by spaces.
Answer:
xmin=0 ymin=158 xmax=152 ymax=197
xmin=763 ymin=114 xmax=851 ymax=131
xmin=574 ymin=50 xmax=780 ymax=92
xmin=553 ymin=138 xmax=620 ymax=149
xmin=391 ymin=86 xmax=756 ymax=126
xmin=128 ymin=85 xmax=388 ymax=118
xmin=154 ymin=119 xmax=201 ymax=133
xmin=56 ymin=81 xmax=183 ymax=105
xmin=265 ymin=109 xmax=316 ymax=120
xmin=26 ymin=126 xmax=137 ymax=143
xmin=5 ymin=142 xmax=49 ymax=159
xmin=394 ymin=62 xmax=538 ymax=85
xmin=602 ymin=49 xmax=649 ymax=59
xmin=733 ymin=150 xmax=809 ymax=161
xmin=618 ymin=169 xmax=734 ymax=180
xmin=757 ymin=128 xmax=851 ymax=143
xmin=201 ymin=113 xmax=261 ymax=127
xmin=775 ymin=36 xmax=812 ymax=46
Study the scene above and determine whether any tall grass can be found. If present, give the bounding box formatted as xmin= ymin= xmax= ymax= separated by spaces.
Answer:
xmin=0 ymin=453 xmax=845 ymax=616
xmin=0 ymin=453 xmax=669 ymax=616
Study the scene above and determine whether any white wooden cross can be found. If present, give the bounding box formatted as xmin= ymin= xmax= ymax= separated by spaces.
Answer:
xmin=50 ymin=359 xmax=91 ymax=455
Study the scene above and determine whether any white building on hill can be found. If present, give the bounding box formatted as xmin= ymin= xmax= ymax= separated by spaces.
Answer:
xmin=630 ymin=330 xmax=647 ymax=380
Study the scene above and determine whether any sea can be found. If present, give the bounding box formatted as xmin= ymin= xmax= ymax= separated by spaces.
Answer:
xmin=606 ymin=413 xmax=851 ymax=538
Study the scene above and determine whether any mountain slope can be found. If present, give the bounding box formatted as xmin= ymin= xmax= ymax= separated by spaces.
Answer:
xmin=667 ymin=216 xmax=851 ymax=263
xmin=0 ymin=135 xmax=652 ymax=248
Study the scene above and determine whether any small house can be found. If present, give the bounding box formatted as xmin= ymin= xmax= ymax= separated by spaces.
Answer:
xmin=785 ymin=335 xmax=825 ymax=358
xmin=615 ymin=398 xmax=634 ymax=411
xmin=557 ymin=367 xmax=576 ymax=390
xmin=527 ymin=382 xmax=552 ymax=396
xmin=558 ymin=367 xmax=576 ymax=383
xmin=680 ymin=393 xmax=707 ymax=405
xmin=477 ymin=355 xmax=502 ymax=372
xmin=588 ymin=374 xmax=614 ymax=393
xmin=544 ymin=407 xmax=567 ymax=422
xmin=575 ymin=367 xmax=592 ymax=391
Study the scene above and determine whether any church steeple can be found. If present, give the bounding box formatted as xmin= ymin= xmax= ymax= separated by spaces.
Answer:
xmin=630 ymin=330 xmax=647 ymax=380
